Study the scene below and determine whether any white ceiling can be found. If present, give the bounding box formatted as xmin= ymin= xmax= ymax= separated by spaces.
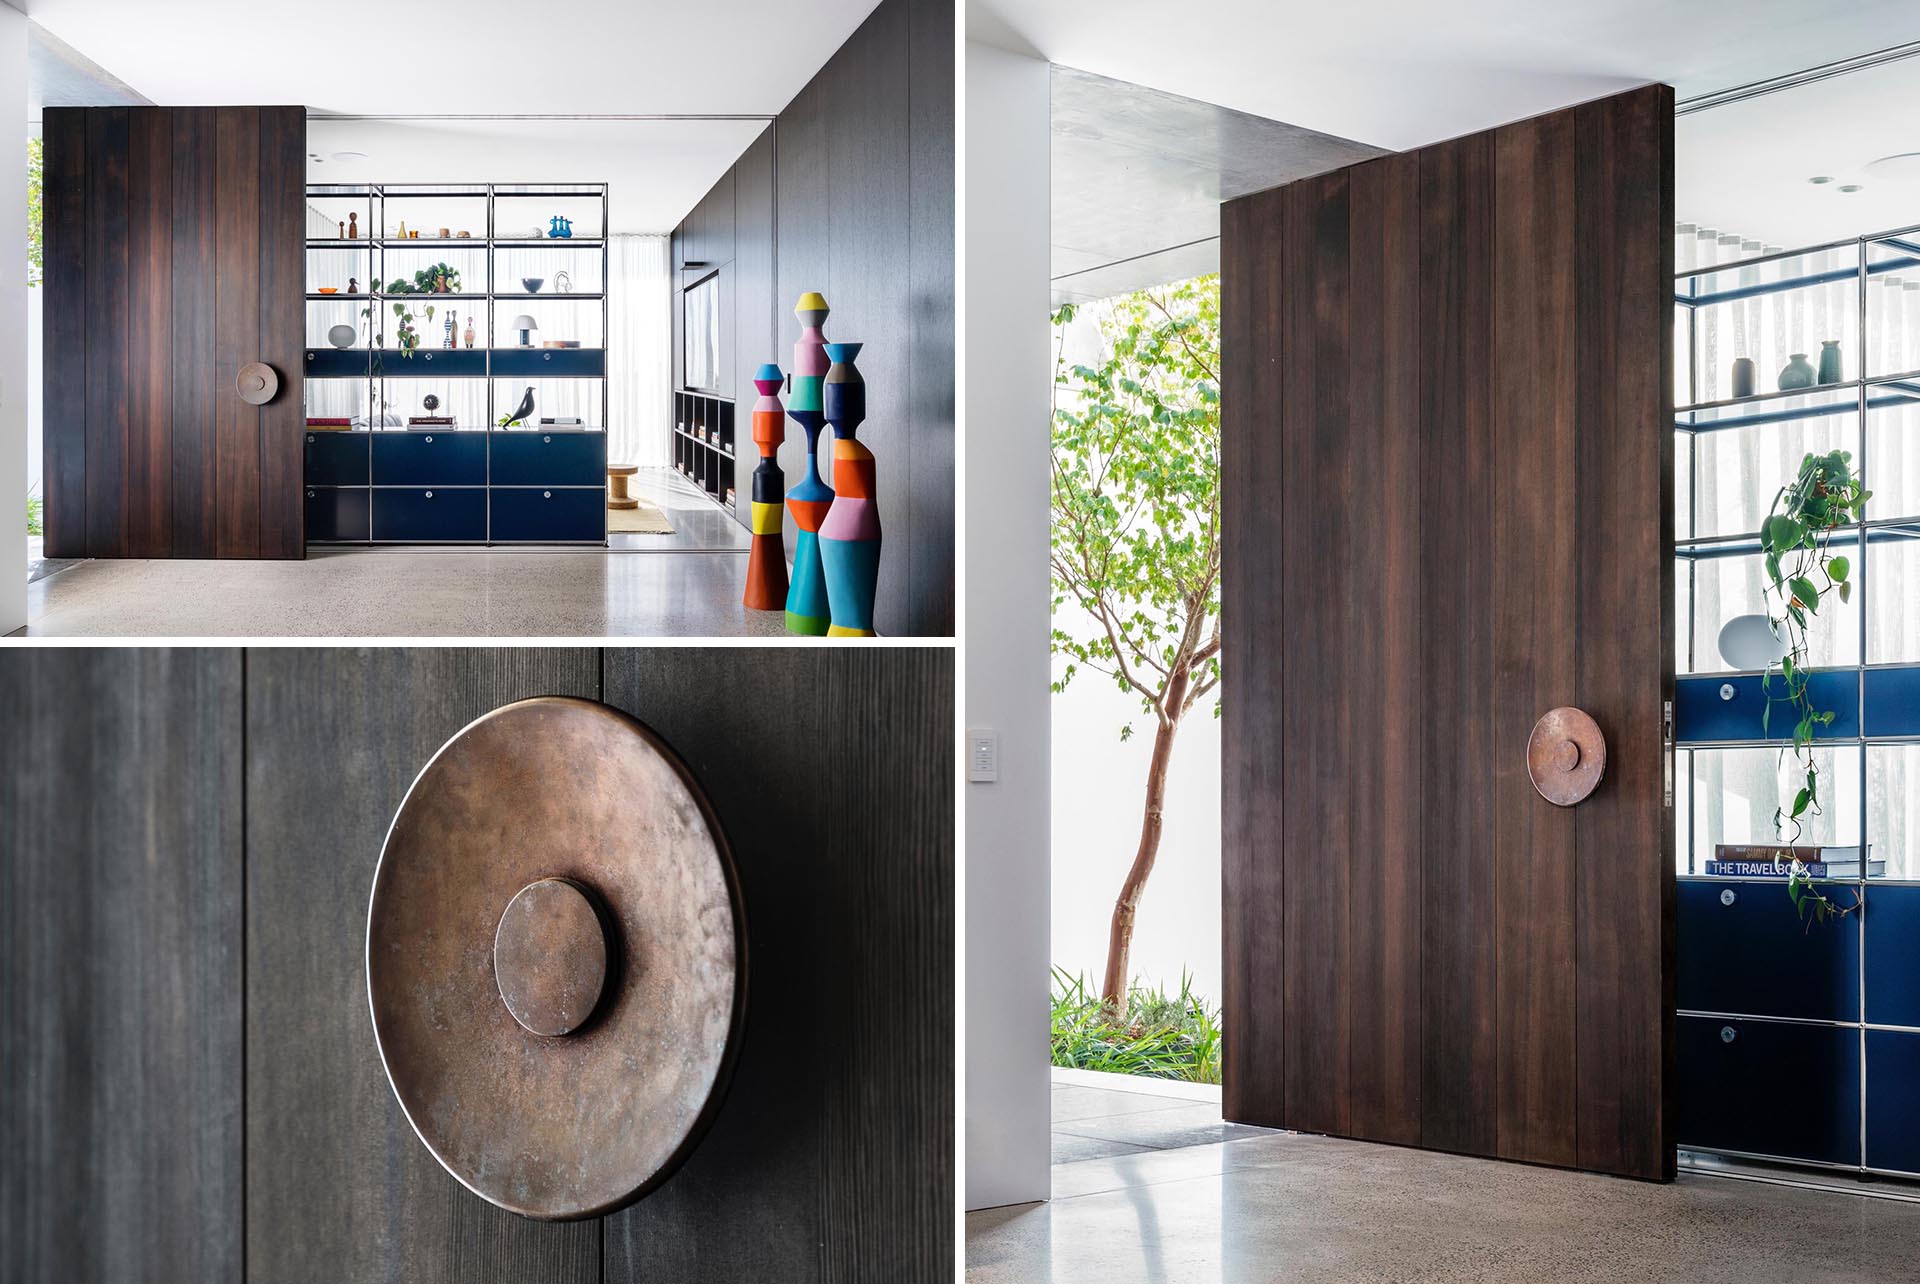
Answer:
xmin=23 ymin=0 xmax=883 ymax=115
xmin=306 ymin=118 xmax=768 ymax=233
xmin=1678 ymin=56 xmax=1920 ymax=251
xmin=969 ymin=0 xmax=1920 ymax=152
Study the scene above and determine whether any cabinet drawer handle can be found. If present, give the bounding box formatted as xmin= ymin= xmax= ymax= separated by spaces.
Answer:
xmin=423 ymin=352 xmax=434 ymax=361
xmin=424 ymin=434 xmax=434 ymax=443
xmin=1721 ymin=1025 xmax=1737 ymax=1044
xmin=543 ymin=352 xmax=552 ymax=362
xmin=307 ymin=434 xmax=315 ymax=443
xmin=543 ymin=490 xmax=552 ymax=499
xmin=1721 ymin=888 xmax=1737 ymax=906
xmin=543 ymin=435 xmax=552 ymax=443
xmin=425 ymin=491 xmax=434 ymax=499
xmin=306 ymin=489 xmax=315 ymax=499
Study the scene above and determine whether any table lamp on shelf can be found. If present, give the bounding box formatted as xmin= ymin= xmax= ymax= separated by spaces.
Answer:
xmin=511 ymin=314 xmax=539 ymax=347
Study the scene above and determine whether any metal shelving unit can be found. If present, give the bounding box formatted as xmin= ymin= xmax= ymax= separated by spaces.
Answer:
xmin=302 ymin=182 xmax=610 ymax=544
xmin=1672 ymin=221 xmax=1920 ymax=1182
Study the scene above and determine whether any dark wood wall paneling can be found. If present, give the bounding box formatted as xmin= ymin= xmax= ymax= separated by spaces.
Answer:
xmin=2 ymin=647 xmax=953 ymax=1283
xmin=1221 ymin=84 xmax=1675 ymax=1181
xmin=670 ymin=0 xmax=954 ymax=636
xmin=1 ymin=651 xmax=245 ymax=1284
xmin=42 ymin=106 xmax=305 ymax=560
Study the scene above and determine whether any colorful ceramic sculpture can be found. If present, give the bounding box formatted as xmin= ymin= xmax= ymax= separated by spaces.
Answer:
xmin=783 ymin=291 xmax=834 ymax=635
xmin=818 ymin=341 xmax=880 ymax=636
xmin=744 ymin=363 xmax=789 ymax=610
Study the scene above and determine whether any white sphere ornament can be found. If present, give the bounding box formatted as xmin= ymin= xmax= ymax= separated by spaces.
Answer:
xmin=1718 ymin=613 xmax=1789 ymax=671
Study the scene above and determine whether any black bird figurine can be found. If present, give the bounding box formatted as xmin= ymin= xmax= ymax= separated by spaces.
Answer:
xmin=502 ymin=386 xmax=536 ymax=428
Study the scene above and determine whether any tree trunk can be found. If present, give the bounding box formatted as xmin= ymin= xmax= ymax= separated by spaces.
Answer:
xmin=1101 ymin=714 xmax=1181 ymax=1018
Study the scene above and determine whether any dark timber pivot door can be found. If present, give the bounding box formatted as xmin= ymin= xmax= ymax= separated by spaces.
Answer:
xmin=1221 ymin=83 xmax=1675 ymax=1181
xmin=43 ymin=106 xmax=305 ymax=560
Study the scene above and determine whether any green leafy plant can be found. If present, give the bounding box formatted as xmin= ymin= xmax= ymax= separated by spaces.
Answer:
xmin=362 ymin=299 xmax=436 ymax=356
xmin=1051 ymin=276 xmax=1221 ymax=1020
xmin=27 ymin=136 xmax=42 ymax=287
xmin=27 ymin=488 xmax=43 ymax=537
xmin=1758 ymin=449 xmax=1870 ymax=924
xmin=385 ymin=263 xmax=461 ymax=296
xmin=1050 ymin=968 xmax=1221 ymax=1084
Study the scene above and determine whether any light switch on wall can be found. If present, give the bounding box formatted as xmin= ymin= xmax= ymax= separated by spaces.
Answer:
xmin=968 ymin=729 xmax=998 ymax=782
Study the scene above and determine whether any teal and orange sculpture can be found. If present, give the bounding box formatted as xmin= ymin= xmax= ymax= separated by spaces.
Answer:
xmin=783 ymin=292 xmax=834 ymax=635
xmin=743 ymin=362 xmax=788 ymax=610
xmin=819 ymin=341 xmax=880 ymax=636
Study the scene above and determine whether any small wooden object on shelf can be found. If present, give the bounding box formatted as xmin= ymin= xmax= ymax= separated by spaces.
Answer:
xmin=349 ymin=212 xmax=358 ymax=239
xmin=607 ymin=465 xmax=640 ymax=511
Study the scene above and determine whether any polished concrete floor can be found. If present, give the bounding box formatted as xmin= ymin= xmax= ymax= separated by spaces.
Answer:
xmin=967 ymin=1076 xmax=1920 ymax=1283
xmin=18 ymin=470 xmax=788 ymax=637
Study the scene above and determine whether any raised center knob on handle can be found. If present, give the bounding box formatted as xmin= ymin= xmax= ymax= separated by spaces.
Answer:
xmin=492 ymin=878 xmax=608 ymax=1037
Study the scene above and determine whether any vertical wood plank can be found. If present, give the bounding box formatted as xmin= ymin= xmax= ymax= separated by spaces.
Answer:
xmin=214 ymin=108 xmax=261 ymax=558
xmin=257 ymin=107 xmax=306 ymax=559
xmin=172 ymin=108 xmax=220 ymax=558
xmin=0 ymin=650 xmax=244 ymax=1284
xmin=1344 ymin=151 xmax=1424 ymax=1146
xmin=1573 ymin=83 xmax=1676 ymax=1182
xmin=1417 ymin=130 xmax=1498 ymax=1159
xmin=83 ymin=108 xmax=130 ymax=557
xmin=1489 ymin=108 xmax=1580 ymax=1168
xmin=41 ymin=109 xmax=87 ymax=558
xmin=126 ymin=109 xmax=174 ymax=557
xmin=1219 ymin=185 xmax=1287 ymax=1126
xmin=1280 ymin=170 xmax=1352 ymax=1137
xmin=244 ymin=648 xmax=602 ymax=1284
xmin=908 ymin=0 xmax=956 ymax=638
xmin=603 ymin=648 xmax=954 ymax=1284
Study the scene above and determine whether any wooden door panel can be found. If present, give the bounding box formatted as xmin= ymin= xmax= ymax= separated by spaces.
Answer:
xmin=1223 ymin=83 xmax=1675 ymax=1181
xmin=42 ymin=105 xmax=304 ymax=559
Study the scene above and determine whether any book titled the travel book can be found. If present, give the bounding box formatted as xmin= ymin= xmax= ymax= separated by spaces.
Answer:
xmin=1706 ymin=844 xmax=1882 ymax=879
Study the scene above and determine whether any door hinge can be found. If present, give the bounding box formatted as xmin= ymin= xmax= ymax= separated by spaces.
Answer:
xmin=1662 ymin=699 xmax=1675 ymax=807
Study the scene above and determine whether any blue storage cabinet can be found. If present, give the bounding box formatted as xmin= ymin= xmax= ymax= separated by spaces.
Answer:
xmin=489 ymin=431 xmax=607 ymax=542
xmin=1867 ymin=1031 xmax=1920 ymax=1174
xmin=1674 ymin=672 xmax=1859 ymax=742
xmin=1677 ymin=1016 xmax=1860 ymax=1166
xmin=372 ymin=432 xmax=487 ymax=487
xmin=490 ymin=487 xmax=605 ymax=541
xmin=491 ymin=431 xmax=605 ymax=485
xmin=304 ymin=432 xmax=368 ymax=485
xmin=371 ymin=487 xmax=486 ymax=542
xmin=491 ymin=347 xmax=605 ymax=378
xmin=1677 ymin=880 xmax=1857 ymax=1022
xmin=305 ymin=485 xmax=369 ymax=542
xmin=1864 ymin=884 xmax=1920 ymax=1029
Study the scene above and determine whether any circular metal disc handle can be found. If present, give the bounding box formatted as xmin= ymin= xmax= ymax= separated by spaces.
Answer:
xmin=237 ymin=361 xmax=279 ymax=405
xmin=1526 ymin=706 xmax=1607 ymax=806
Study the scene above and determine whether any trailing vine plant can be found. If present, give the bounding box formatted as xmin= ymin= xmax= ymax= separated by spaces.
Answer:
xmin=1758 ymin=449 xmax=1869 ymax=924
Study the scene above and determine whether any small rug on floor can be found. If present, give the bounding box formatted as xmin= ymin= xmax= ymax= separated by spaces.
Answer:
xmin=607 ymin=500 xmax=675 ymax=535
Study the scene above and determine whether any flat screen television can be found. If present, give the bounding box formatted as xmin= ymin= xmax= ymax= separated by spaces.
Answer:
xmin=684 ymin=272 xmax=720 ymax=393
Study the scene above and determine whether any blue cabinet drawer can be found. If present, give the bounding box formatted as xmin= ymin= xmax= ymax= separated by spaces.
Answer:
xmin=490 ymin=487 xmax=605 ymax=542
xmin=372 ymin=432 xmax=487 ymax=486
xmin=491 ymin=347 xmax=604 ymax=377
xmin=1677 ymin=1015 xmax=1859 ymax=1165
xmin=304 ymin=431 xmax=368 ymax=486
xmin=490 ymin=432 xmax=606 ymax=486
xmin=305 ymin=487 xmax=369 ymax=542
xmin=371 ymin=487 xmax=486 ymax=542
xmin=1864 ymin=884 xmax=1920 ymax=1027
xmin=1863 ymin=668 xmax=1920 ymax=737
xmin=1675 ymin=671 xmax=1859 ymax=743
xmin=1678 ymin=879 xmax=1858 ymax=1022
xmin=1867 ymin=1030 xmax=1920 ymax=1175
xmin=373 ymin=347 xmax=486 ymax=377
xmin=305 ymin=348 xmax=370 ymax=379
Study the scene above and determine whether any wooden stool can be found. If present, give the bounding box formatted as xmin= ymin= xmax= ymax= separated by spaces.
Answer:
xmin=607 ymin=464 xmax=640 ymax=510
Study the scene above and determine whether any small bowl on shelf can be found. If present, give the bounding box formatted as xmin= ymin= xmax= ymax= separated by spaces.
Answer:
xmin=317 ymin=287 xmax=339 ymax=295
xmin=521 ymin=277 xmax=545 ymax=294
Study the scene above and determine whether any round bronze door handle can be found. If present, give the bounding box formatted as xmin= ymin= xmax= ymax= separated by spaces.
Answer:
xmin=367 ymin=697 xmax=745 ymax=1220
xmin=237 ymin=361 xmax=279 ymax=405
xmin=1526 ymin=706 xmax=1606 ymax=806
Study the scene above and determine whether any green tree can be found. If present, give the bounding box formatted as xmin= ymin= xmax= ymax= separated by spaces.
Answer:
xmin=27 ymin=136 xmax=42 ymax=287
xmin=1051 ymin=275 xmax=1221 ymax=1018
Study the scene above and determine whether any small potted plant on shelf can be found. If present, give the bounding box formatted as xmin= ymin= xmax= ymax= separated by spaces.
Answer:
xmin=1756 ymin=448 xmax=1870 ymax=924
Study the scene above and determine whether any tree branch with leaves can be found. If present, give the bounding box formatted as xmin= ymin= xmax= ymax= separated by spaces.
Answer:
xmin=1051 ymin=275 xmax=1221 ymax=1018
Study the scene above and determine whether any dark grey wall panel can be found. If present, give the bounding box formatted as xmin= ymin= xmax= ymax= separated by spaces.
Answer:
xmin=244 ymin=649 xmax=603 ymax=1284
xmin=603 ymin=648 xmax=953 ymax=1284
xmin=1 ymin=649 xmax=244 ymax=1284
xmin=673 ymin=0 xmax=954 ymax=636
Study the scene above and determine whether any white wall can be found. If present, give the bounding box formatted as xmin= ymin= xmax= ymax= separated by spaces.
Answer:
xmin=1050 ymin=609 xmax=1221 ymax=1004
xmin=0 ymin=2 xmax=23 ymax=634
xmin=964 ymin=37 xmax=1051 ymax=1212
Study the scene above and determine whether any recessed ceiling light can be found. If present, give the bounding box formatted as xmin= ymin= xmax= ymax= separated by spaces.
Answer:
xmin=1808 ymin=175 xmax=1834 ymax=184
xmin=1839 ymin=184 xmax=1863 ymax=193
xmin=331 ymin=151 xmax=368 ymax=162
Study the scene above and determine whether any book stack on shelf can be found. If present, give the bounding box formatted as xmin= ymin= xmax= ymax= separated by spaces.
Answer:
xmin=1704 ymin=844 xmax=1884 ymax=879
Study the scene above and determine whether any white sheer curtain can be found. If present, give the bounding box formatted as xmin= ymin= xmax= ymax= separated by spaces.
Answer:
xmin=608 ymin=234 xmax=671 ymax=466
